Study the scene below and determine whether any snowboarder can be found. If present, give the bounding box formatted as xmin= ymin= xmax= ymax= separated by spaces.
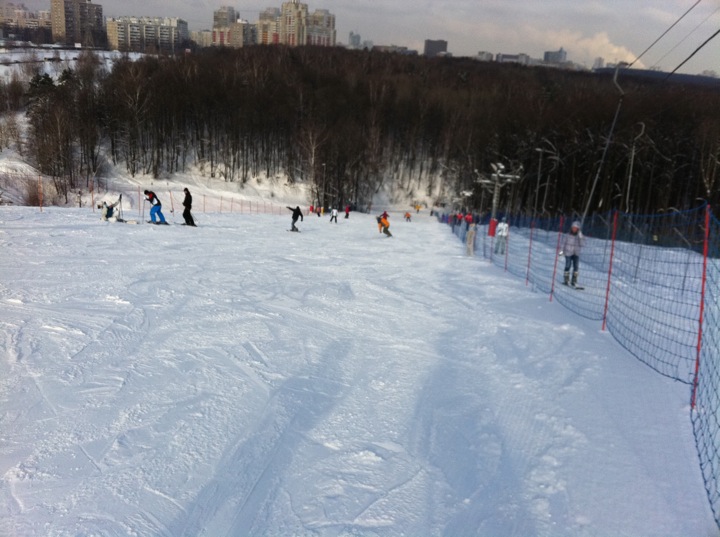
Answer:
xmin=101 ymin=195 xmax=122 ymax=222
xmin=144 ymin=190 xmax=167 ymax=224
xmin=182 ymin=188 xmax=196 ymax=227
xmin=495 ymin=217 xmax=509 ymax=254
xmin=377 ymin=211 xmax=389 ymax=233
xmin=560 ymin=220 xmax=585 ymax=287
xmin=379 ymin=213 xmax=392 ymax=237
xmin=329 ymin=208 xmax=338 ymax=223
xmin=287 ymin=205 xmax=303 ymax=231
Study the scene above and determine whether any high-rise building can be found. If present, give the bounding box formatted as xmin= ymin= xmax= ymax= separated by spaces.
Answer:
xmin=191 ymin=29 xmax=213 ymax=47
xmin=257 ymin=8 xmax=280 ymax=44
xmin=106 ymin=16 xmax=188 ymax=52
xmin=50 ymin=0 xmax=104 ymax=46
xmin=213 ymin=19 xmax=256 ymax=47
xmin=307 ymin=9 xmax=335 ymax=46
xmin=543 ymin=47 xmax=567 ymax=64
xmin=254 ymin=2 xmax=335 ymax=48
xmin=424 ymin=39 xmax=447 ymax=58
xmin=348 ymin=31 xmax=361 ymax=48
xmin=213 ymin=6 xmax=236 ymax=29
xmin=279 ymin=0 xmax=308 ymax=46
xmin=1 ymin=2 xmax=52 ymax=30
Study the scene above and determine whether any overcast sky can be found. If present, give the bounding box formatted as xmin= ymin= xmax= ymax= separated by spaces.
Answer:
xmin=41 ymin=0 xmax=720 ymax=74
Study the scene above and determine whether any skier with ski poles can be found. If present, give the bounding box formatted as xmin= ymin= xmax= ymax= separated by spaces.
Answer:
xmin=144 ymin=190 xmax=167 ymax=225
xmin=560 ymin=220 xmax=585 ymax=287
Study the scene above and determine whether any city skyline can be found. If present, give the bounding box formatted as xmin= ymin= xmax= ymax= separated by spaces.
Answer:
xmin=18 ymin=0 xmax=720 ymax=74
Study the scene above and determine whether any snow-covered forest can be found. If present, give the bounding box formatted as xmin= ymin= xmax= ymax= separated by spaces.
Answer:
xmin=2 ymin=46 xmax=720 ymax=215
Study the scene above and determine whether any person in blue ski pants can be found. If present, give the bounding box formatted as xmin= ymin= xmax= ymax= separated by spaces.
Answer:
xmin=144 ymin=190 xmax=166 ymax=224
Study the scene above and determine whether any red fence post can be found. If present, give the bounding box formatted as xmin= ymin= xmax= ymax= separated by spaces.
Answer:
xmin=691 ymin=205 xmax=711 ymax=409
xmin=602 ymin=210 xmax=619 ymax=331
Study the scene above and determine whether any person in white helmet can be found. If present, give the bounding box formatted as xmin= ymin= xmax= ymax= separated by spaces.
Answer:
xmin=561 ymin=220 xmax=585 ymax=287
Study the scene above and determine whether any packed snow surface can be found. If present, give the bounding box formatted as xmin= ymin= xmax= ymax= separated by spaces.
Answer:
xmin=0 ymin=206 xmax=715 ymax=536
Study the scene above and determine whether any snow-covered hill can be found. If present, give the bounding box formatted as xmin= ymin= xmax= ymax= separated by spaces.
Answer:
xmin=0 ymin=204 xmax=714 ymax=536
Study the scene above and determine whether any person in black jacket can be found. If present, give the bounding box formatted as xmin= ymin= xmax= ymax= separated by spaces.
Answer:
xmin=182 ymin=188 xmax=196 ymax=226
xmin=287 ymin=205 xmax=303 ymax=231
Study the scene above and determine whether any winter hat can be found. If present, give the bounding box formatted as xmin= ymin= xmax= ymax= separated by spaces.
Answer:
xmin=571 ymin=221 xmax=581 ymax=230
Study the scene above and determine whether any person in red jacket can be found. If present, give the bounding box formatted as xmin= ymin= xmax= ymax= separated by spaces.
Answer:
xmin=144 ymin=190 xmax=167 ymax=224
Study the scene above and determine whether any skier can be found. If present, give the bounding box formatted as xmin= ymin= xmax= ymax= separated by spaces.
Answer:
xmin=379 ymin=212 xmax=392 ymax=237
xmin=329 ymin=208 xmax=338 ymax=223
xmin=144 ymin=190 xmax=167 ymax=224
xmin=182 ymin=188 xmax=196 ymax=226
xmin=404 ymin=212 xmax=412 ymax=222
xmin=287 ymin=205 xmax=303 ymax=231
xmin=495 ymin=217 xmax=509 ymax=254
xmin=344 ymin=205 xmax=350 ymax=219
xmin=101 ymin=195 xmax=122 ymax=222
xmin=466 ymin=223 xmax=476 ymax=256
xmin=560 ymin=220 xmax=585 ymax=287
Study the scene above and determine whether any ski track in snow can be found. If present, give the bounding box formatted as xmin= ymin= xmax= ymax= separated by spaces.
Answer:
xmin=0 ymin=207 xmax=715 ymax=536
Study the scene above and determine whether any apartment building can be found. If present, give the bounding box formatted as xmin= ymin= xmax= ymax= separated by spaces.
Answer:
xmin=213 ymin=20 xmax=256 ymax=48
xmin=257 ymin=8 xmax=280 ymax=45
xmin=50 ymin=0 xmax=103 ymax=46
xmin=1 ymin=3 xmax=51 ymax=30
xmin=213 ymin=6 xmax=236 ymax=29
xmin=424 ymin=39 xmax=447 ymax=58
xmin=307 ymin=9 xmax=334 ymax=46
xmin=106 ymin=16 xmax=188 ymax=53
xmin=211 ymin=6 xmax=256 ymax=48
xmin=279 ymin=0 xmax=307 ymax=46
xmin=204 ymin=2 xmax=335 ymax=49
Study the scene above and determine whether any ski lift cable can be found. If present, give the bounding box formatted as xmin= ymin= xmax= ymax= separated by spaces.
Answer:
xmin=629 ymin=0 xmax=703 ymax=68
xmin=650 ymin=6 xmax=720 ymax=69
xmin=665 ymin=27 xmax=720 ymax=79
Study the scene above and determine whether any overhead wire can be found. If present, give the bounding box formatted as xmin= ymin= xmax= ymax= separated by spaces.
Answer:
xmin=665 ymin=27 xmax=720 ymax=78
xmin=628 ymin=0 xmax=703 ymax=68
xmin=651 ymin=5 xmax=720 ymax=70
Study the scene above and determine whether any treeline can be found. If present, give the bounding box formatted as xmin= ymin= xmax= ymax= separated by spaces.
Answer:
xmin=5 ymin=46 xmax=720 ymax=213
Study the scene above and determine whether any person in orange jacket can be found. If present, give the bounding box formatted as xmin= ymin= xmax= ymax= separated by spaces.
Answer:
xmin=379 ymin=213 xmax=392 ymax=237
xmin=377 ymin=211 xmax=388 ymax=233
